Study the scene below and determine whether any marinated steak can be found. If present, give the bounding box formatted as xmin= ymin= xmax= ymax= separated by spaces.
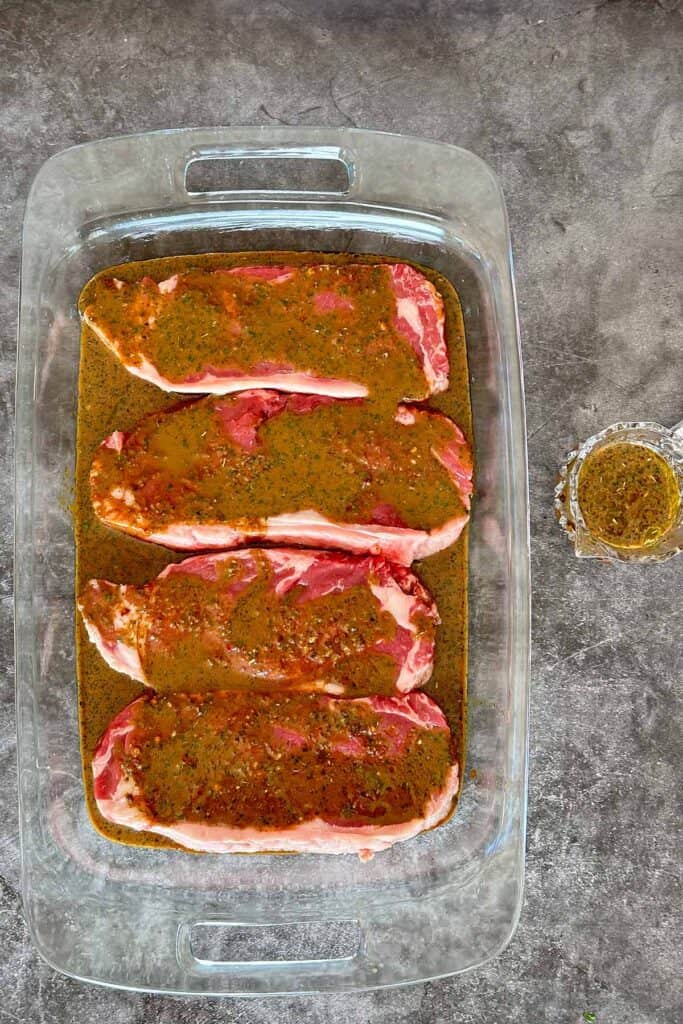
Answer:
xmin=79 ymin=549 xmax=438 ymax=696
xmin=92 ymin=690 xmax=459 ymax=859
xmin=89 ymin=390 xmax=473 ymax=564
xmin=80 ymin=262 xmax=448 ymax=401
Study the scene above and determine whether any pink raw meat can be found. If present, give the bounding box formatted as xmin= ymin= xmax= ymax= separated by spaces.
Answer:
xmin=79 ymin=262 xmax=448 ymax=400
xmin=78 ymin=549 xmax=438 ymax=695
xmin=89 ymin=390 xmax=473 ymax=564
xmin=92 ymin=690 xmax=459 ymax=860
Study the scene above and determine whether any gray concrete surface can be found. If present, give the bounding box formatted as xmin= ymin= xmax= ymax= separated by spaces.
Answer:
xmin=1 ymin=0 xmax=681 ymax=1021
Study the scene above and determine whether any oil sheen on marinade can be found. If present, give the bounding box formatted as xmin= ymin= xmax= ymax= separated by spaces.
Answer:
xmin=74 ymin=252 xmax=473 ymax=850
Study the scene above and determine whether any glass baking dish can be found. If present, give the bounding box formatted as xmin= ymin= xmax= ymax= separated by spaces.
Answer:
xmin=15 ymin=126 xmax=529 ymax=994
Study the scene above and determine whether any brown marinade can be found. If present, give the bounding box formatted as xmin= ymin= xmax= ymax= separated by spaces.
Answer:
xmin=75 ymin=251 xmax=473 ymax=849
xmin=578 ymin=442 xmax=679 ymax=549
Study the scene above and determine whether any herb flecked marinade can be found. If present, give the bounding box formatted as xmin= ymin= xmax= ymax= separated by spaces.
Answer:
xmin=577 ymin=442 xmax=680 ymax=549
xmin=137 ymin=556 xmax=402 ymax=696
xmin=120 ymin=692 xmax=453 ymax=830
xmin=75 ymin=252 xmax=473 ymax=849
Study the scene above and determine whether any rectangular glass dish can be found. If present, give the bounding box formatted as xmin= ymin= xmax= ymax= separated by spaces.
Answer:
xmin=15 ymin=127 xmax=529 ymax=994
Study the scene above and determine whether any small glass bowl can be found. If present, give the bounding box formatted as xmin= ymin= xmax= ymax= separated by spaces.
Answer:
xmin=555 ymin=420 xmax=683 ymax=564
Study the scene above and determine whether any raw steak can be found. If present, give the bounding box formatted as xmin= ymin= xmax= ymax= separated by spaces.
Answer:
xmin=78 ymin=549 xmax=438 ymax=696
xmin=92 ymin=690 xmax=459 ymax=859
xmin=89 ymin=391 xmax=473 ymax=564
xmin=79 ymin=262 xmax=448 ymax=400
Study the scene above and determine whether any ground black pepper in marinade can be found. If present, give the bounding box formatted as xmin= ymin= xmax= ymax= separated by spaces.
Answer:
xmin=75 ymin=251 xmax=473 ymax=850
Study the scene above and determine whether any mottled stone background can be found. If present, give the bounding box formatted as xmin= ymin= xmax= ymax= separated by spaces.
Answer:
xmin=1 ymin=1 xmax=681 ymax=1021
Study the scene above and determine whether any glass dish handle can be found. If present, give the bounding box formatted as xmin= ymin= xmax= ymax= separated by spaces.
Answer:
xmin=174 ymin=917 xmax=366 ymax=992
xmin=177 ymin=142 xmax=357 ymax=197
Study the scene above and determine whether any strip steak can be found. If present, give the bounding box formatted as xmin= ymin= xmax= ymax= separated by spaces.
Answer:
xmin=78 ymin=549 xmax=438 ymax=696
xmin=80 ymin=262 xmax=448 ymax=400
xmin=92 ymin=690 xmax=459 ymax=860
xmin=89 ymin=391 xmax=473 ymax=564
